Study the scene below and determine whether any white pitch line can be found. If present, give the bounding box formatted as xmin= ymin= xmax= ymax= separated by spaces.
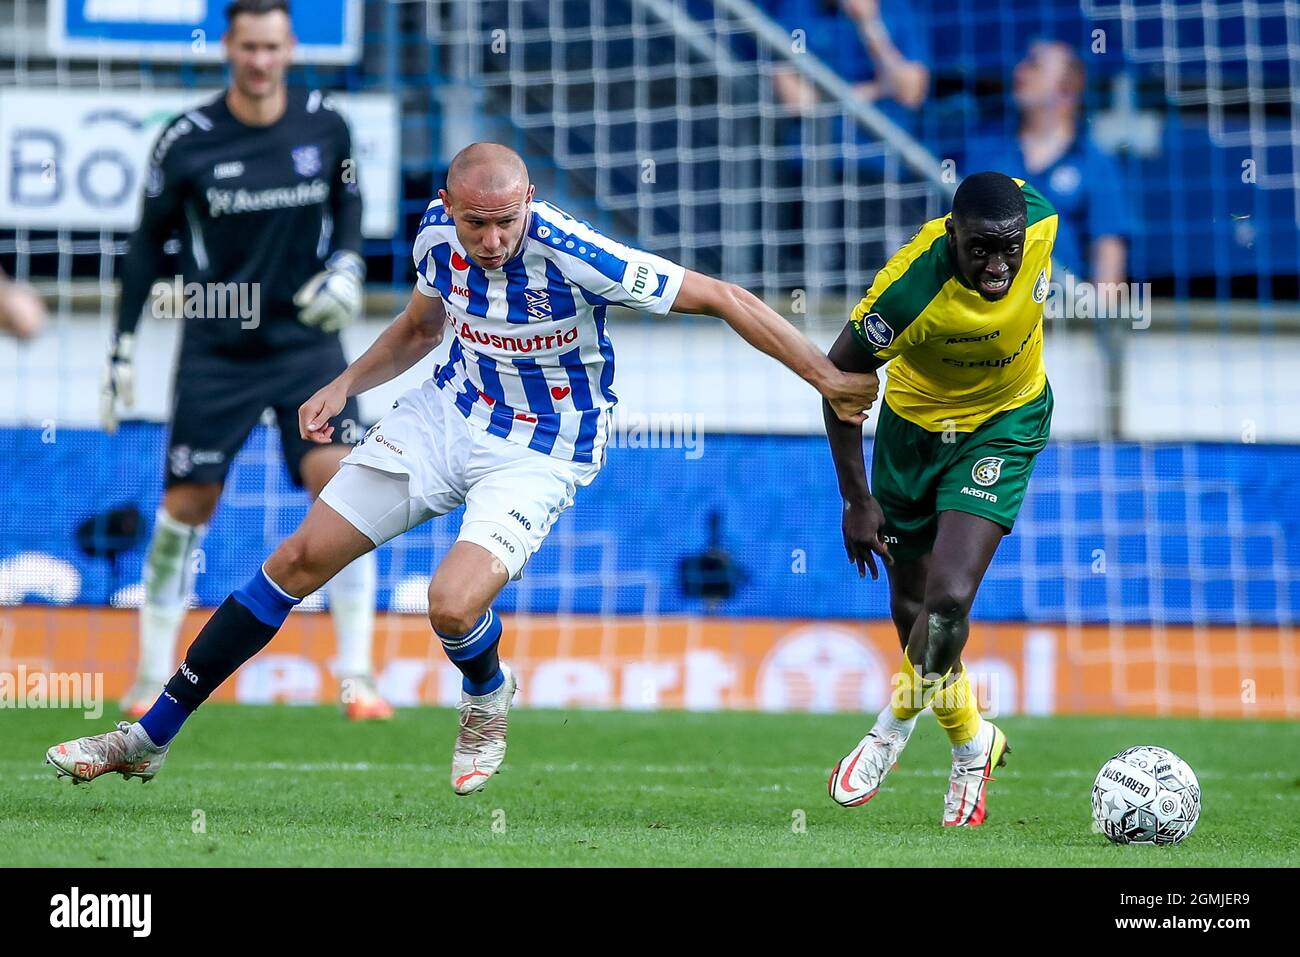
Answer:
xmin=4 ymin=759 xmax=1291 ymax=783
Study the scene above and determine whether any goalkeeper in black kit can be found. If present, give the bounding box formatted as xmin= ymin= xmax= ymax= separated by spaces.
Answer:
xmin=104 ymin=0 xmax=391 ymax=720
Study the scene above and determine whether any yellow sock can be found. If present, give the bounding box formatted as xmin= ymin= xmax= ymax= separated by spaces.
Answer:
xmin=890 ymin=655 xmax=946 ymax=720
xmin=930 ymin=666 xmax=982 ymax=746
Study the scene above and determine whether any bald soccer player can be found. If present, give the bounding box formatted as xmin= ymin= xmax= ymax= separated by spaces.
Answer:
xmin=46 ymin=143 xmax=880 ymax=795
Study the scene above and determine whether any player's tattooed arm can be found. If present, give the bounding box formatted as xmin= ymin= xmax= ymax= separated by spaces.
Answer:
xmin=299 ymin=286 xmax=446 ymax=443
xmin=824 ymin=322 xmax=892 ymax=579
xmin=671 ymin=270 xmax=878 ymax=423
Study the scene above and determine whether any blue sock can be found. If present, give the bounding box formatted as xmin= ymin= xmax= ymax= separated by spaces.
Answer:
xmin=138 ymin=691 xmax=190 ymax=747
xmin=435 ymin=608 xmax=504 ymax=695
xmin=232 ymin=565 xmax=301 ymax=629
xmin=461 ymin=657 xmax=504 ymax=696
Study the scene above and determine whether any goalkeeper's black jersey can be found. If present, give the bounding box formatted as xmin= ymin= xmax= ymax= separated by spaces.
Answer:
xmin=116 ymin=87 xmax=363 ymax=360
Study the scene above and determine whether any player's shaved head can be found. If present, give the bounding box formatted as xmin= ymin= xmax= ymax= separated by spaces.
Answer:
xmin=951 ymin=172 xmax=1027 ymax=228
xmin=439 ymin=143 xmax=536 ymax=270
xmin=946 ymin=172 xmax=1027 ymax=302
xmin=446 ymin=143 xmax=530 ymax=199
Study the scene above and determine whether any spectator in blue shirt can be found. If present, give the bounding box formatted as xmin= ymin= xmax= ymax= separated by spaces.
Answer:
xmin=770 ymin=0 xmax=931 ymax=135
xmin=977 ymin=40 xmax=1132 ymax=284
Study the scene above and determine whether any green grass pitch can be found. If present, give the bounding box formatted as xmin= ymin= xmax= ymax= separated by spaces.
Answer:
xmin=4 ymin=707 xmax=1298 ymax=866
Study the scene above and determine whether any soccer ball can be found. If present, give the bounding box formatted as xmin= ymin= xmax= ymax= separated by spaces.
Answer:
xmin=1091 ymin=746 xmax=1200 ymax=845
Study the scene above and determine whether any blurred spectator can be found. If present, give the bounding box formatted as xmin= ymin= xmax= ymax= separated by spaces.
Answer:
xmin=767 ymin=0 xmax=932 ymax=288
xmin=771 ymin=0 xmax=931 ymax=132
xmin=976 ymin=40 xmax=1132 ymax=284
xmin=0 ymin=268 xmax=48 ymax=339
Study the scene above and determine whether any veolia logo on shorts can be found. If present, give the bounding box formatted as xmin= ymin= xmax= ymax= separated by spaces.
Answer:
xmin=971 ymin=456 xmax=1004 ymax=487
xmin=374 ymin=434 xmax=404 ymax=456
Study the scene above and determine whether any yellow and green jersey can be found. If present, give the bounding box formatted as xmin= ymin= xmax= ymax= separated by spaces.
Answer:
xmin=849 ymin=179 xmax=1058 ymax=432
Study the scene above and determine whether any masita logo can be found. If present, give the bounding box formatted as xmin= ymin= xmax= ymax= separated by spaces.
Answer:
xmin=50 ymin=887 xmax=151 ymax=937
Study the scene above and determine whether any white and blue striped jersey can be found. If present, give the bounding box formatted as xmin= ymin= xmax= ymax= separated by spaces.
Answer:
xmin=412 ymin=199 xmax=686 ymax=463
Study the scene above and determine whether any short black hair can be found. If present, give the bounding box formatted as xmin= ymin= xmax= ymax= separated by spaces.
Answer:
xmin=951 ymin=171 xmax=1026 ymax=225
xmin=225 ymin=0 xmax=290 ymax=24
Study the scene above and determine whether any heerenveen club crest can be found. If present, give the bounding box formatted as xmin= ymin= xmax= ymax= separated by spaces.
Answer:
xmin=971 ymin=456 xmax=1004 ymax=487
xmin=291 ymin=144 xmax=322 ymax=177
xmin=524 ymin=288 xmax=552 ymax=320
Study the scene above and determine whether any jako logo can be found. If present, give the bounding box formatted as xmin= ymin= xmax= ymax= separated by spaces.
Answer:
xmin=50 ymin=887 xmax=151 ymax=938
xmin=179 ymin=662 xmax=199 ymax=684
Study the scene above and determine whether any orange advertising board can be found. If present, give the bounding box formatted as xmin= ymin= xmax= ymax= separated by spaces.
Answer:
xmin=1 ymin=607 xmax=1296 ymax=718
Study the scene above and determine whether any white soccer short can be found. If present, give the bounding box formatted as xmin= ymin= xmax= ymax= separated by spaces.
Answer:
xmin=318 ymin=380 xmax=602 ymax=578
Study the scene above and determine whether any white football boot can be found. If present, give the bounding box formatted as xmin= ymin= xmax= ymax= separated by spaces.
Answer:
xmin=450 ymin=663 xmax=517 ymax=795
xmin=942 ymin=721 xmax=1011 ymax=827
xmin=828 ymin=728 xmax=909 ymax=807
xmin=45 ymin=722 xmax=169 ymax=784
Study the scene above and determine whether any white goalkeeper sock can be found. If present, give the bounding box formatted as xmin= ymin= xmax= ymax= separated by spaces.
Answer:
xmin=138 ymin=509 xmax=206 ymax=686
xmin=330 ymin=550 xmax=377 ymax=677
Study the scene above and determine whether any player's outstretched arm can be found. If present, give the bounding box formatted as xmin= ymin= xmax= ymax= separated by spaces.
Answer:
xmin=823 ymin=322 xmax=892 ymax=579
xmin=300 ymin=287 xmax=447 ymax=443
xmin=671 ymin=270 xmax=879 ymax=423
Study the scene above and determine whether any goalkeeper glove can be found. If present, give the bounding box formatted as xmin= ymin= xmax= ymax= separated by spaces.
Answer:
xmin=100 ymin=331 xmax=135 ymax=434
xmin=294 ymin=250 xmax=365 ymax=334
